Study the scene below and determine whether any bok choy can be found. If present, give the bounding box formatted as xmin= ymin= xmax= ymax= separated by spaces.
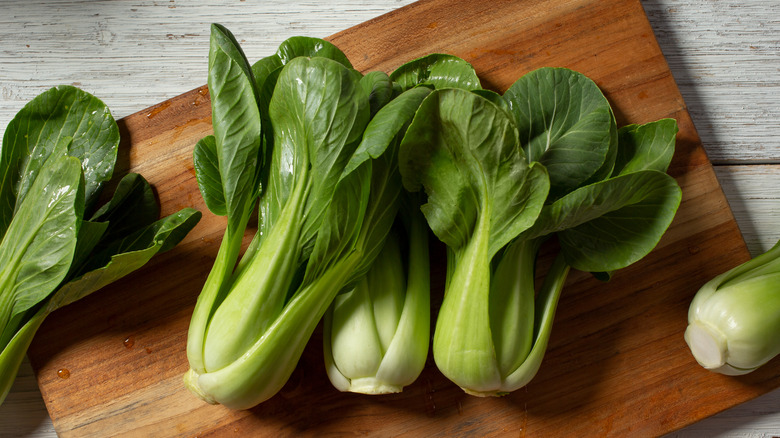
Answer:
xmin=685 ymin=240 xmax=780 ymax=375
xmin=399 ymin=87 xmax=551 ymax=395
xmin=185 ymin=25 xmax=403 ymax=409
xmin=398 ymin=67 xmax=682 ymax=396
xmin=0 ymin=85 xmax=201 ymax=404
xmin=322 ymin=53 xmax=480 ymax=395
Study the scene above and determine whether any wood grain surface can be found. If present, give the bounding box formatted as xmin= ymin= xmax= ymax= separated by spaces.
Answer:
xmin=4 ymin=0 xmax=778 ymax=436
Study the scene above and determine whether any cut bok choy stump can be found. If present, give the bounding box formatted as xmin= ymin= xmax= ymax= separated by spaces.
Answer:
xmin=685 ymin=239 xmax=780 ymax=375
xmin=0 ymin=86 xmax=201 ymax=405
xmin=185 ymin=25 xmax=405 ymax=409
xmin=398 ymin=67 xmax=682 ymax=396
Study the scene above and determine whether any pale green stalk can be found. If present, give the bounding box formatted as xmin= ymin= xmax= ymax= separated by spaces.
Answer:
xmin=433 ymin=213 xmax=500 ymax=394
xmin=685 ymin=240 xmax=780 ymax=375
xmin=0 ymin=307 xmax=46 ymax=404
xmin=201 ymin=169 xmax=309 ymax=371
xmin=185 ymin=251 xmax=362 ymax=409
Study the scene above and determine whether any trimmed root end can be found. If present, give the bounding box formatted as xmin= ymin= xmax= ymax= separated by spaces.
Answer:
xmin=183 ymin=368 xmax=218 ymax=404
xmin=684 ymin=320 xmax=727 ymax=370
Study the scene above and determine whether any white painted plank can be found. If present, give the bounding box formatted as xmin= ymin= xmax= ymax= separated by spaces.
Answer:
xmin=1 ymin=0 xmax=779 ymax=436
xmin=641 ymin=0 xmax=780 ymax=164
xmin=715 ymin=165 xmax=780 ymax=255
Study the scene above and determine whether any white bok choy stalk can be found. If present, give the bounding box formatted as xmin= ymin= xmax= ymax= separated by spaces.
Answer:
xmin=685 ymin=240 xmax=780 ymax=375
xmin=324 ymin=198 xmax=430 ymax=394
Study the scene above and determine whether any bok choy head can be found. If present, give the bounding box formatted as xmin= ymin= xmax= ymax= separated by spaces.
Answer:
xmin=685 ymin=240 xmax=780 ymax=375
xmin=185 ymin=26 xmax=410 ymax=409
xmin=398 ymin=87 xmax=550 ymax=395
xmin=398 ymin=66 xmax=682 ymax=397
xmin=321 ymin=53 xmax=481 ymax=395
xmin=322 ymin=71 xmax=441 ymax=394
xmin=486 ymin=68 xmax=682 ymax=394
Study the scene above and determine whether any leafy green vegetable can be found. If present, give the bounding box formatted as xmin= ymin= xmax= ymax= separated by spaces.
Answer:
xmin=479 ymin=68 xmax=681 ymax=394
xmin=186 ymin=25 xmax=413 ymax=409
xmin=0 ymin=154 xmax=83 ymax=350
xmin=321 ymin=82 xmax=437 ymax=394
xmin=0 ymin=85 xmax=201 ymax=405
xmin=399 ymin=87 xmax=550 ymax=395
xmin=397 ymin=66 xmax=681 ymax=396
xmin=685 ymin=240 xmax=780 ymax=375
xmin=185 ymin=26 xmax=684 ymax=404
xmin=320 ymin=54 xmax=487 ymax=395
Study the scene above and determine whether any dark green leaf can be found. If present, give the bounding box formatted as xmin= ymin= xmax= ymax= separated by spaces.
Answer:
xmin=303 ymin=161 xmax=371 ymax=285
xmin=472 ymin=89 xmax=511 ymax=113
xmin=90 ymin=173 xmax=160 ymax=239
xmin=208 ymin=24 xmax=262 ymax=229
xmin=251 ymin=55 xmax=284 ymax=94
xmin=67 ymin=219 xmax=109 ymax=280
xmin=390 ymin=54 xmax=481 ymax=92
xmin=1 ymin=85 xmax=119 ymax=234
xmin=360 ymin=71 xmax=396 ymax=117
xmin=193 ymin=135 xmax=226 ymax=216
xmin=266 ymin=56 xmax=369 ymax=256
xmin=613 ymin=118 xmax=678 ymax=176
xmin=503 ymin=67 xmax=614 ymax=200
xmin=527 ymin=170 xmax=681 ymax=272
xmin=0 ymin=155 xmax=82 ymax=335
xmin=399 ymin=88 xmax=549 ymax=257
xmin=276 ymin=36 xmax=352 ymax=69
xmin=345 ymin=86 xmax=431 ymax=175
xmin=51 ymin=207 xmax=202 ymax=311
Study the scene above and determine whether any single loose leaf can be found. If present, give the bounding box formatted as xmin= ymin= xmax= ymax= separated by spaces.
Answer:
xmin=527 ymin=170 xmax=682 ymax=272
xmin=208 ymin=23 xmax=262 ymax=227
xmin=613 ymin=118 xmax=678 ymax=176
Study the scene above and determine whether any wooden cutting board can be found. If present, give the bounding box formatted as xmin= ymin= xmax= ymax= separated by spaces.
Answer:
xmin=26 ymin=0 xmax=780 ymax=436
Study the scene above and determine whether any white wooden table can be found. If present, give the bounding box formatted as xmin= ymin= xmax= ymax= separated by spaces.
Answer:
xmin=1 ymin=1 xmax=778 ymax=436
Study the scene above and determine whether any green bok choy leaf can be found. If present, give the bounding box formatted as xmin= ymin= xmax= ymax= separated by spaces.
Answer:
xmin=0 ymin=85 xmax=201 ymax=405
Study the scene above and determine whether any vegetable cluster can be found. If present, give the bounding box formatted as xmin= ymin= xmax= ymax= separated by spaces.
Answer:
xmin=0 ymin=86 xmax=201 ymax=404
xmin=185 ymin=24 xmax=682 ymax=408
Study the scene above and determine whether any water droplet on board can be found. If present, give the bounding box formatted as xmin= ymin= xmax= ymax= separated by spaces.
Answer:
xmin=123 ymin=336 xmax=135 ymax=349
xmin=57 ymin=369 xmax=70 ymax=379
xmin=424 ymin=379 xmax=436 ymax=417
